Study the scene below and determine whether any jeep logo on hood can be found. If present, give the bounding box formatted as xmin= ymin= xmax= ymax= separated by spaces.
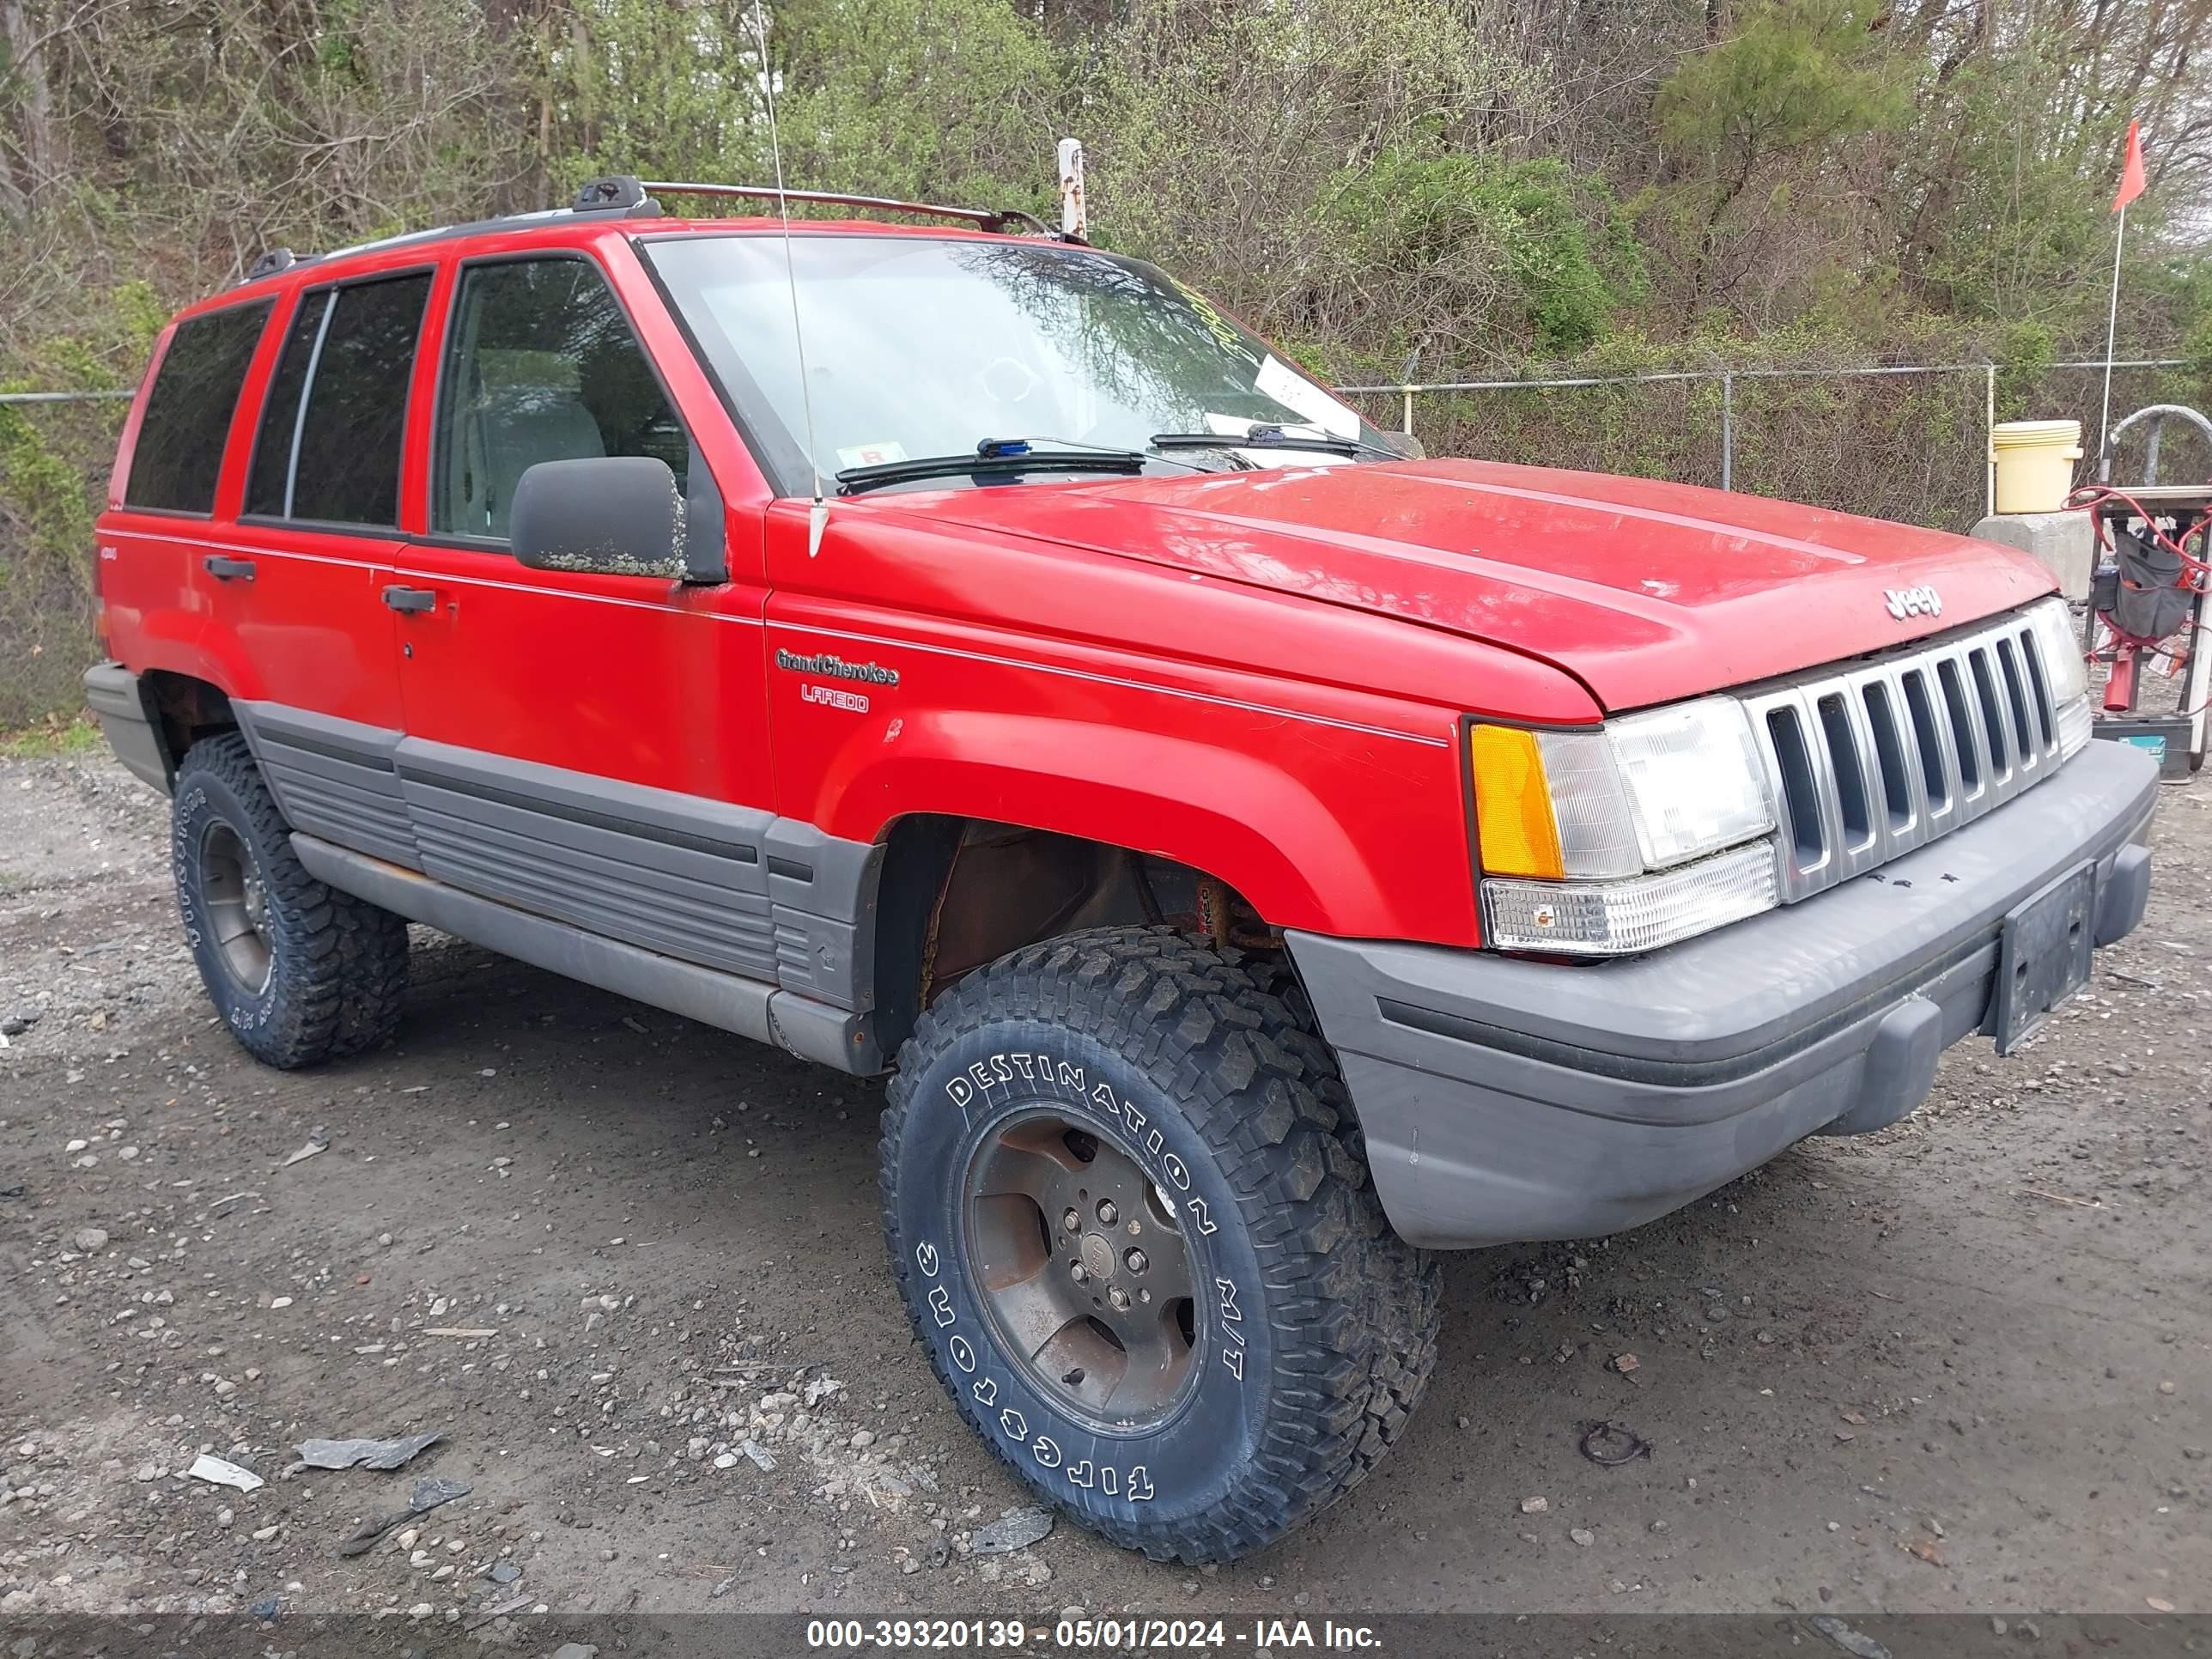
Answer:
xmin=1884 ymin=585 xmax=1942 ymax=621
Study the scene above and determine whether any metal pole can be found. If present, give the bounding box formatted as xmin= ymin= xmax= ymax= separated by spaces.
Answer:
xmin=1401 ymin=388 xmax=1413 ymax=436
xmin=1984 ymin=362 xmax=1996 ymax=519
xmin=1332 ymin=358 xmax=2185 ymax=398
xmin=1720 ymin=373 xmax=1734 ymax=492
xmin=2100 ymin=204 xmax=2127 ymax=467
xmin=1056 ymin=138 xmax=1086 ymax=240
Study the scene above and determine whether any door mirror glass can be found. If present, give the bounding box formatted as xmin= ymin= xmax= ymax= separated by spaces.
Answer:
xmin=509 ymin=455 xmax=684 ymax=578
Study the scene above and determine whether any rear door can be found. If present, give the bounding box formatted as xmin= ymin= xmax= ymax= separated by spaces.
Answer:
xmin=214 ymin=267 xmax=434 ymax=865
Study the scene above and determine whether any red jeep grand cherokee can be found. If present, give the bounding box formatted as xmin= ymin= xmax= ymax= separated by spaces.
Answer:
xmin=83 ymin=176 xmax=2156 ymax=1562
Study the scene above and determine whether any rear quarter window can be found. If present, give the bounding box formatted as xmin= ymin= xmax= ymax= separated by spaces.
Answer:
xmin=124 ymin=300 xmax=274 ymax=514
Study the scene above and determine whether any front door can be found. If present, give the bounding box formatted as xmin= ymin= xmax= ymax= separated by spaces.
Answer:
xmin=389 ymin=248 xmax=784 ymax=982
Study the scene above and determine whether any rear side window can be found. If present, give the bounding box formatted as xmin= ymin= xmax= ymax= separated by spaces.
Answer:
xmin=246 ymin=271 xmax=432 ymax=527
xmin=124 ymin=301 xmax=272 ymax=514
xmin=433 ymin=258 xmax=690 ymax=541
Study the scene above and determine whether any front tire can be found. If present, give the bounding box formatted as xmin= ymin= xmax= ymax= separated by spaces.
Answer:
xmin=173 ymin=732 xmax=409 ymax=1068
xmin=881 ymin=927 xmax=1439 ymax=1563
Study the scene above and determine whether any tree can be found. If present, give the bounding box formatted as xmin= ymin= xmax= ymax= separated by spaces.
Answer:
xmin=1651 ymin=0 xmax=1905 ymax=313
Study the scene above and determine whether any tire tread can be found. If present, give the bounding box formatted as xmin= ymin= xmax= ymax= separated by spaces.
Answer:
xmin=174 ymin=732 xmax=408 ymax=1067
xmin=880 ymin=926 xmax=1440 ymax=1563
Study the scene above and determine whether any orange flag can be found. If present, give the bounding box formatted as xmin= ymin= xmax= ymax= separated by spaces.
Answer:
xmin=2113 ymin=121 xmax=2148 ymax=212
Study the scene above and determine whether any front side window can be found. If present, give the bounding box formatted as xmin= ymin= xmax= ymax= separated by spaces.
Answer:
xmin=433 ymin=258 xmax=690 ymax=541
xmin=125 ymin=301 xmax=272 ymax=514
xmin=244 ymin=271 xmax=432 ymax=527
xmin=642 ymin=234 xmax=1394 ymax=494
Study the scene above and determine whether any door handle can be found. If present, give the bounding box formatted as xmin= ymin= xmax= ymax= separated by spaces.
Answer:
xmin=381 ymin=585 xmax=439 ymax=614
xmin=204 ymin=556 xmax=256 ymax=582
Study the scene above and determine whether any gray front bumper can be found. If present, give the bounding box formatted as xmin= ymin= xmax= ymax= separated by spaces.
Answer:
xmin=1289 ymin=738 xmax=2160 ymax=1249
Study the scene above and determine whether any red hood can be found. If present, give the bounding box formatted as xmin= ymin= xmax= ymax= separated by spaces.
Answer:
xmin=885 ymin=457 xmax=2057 ymax=711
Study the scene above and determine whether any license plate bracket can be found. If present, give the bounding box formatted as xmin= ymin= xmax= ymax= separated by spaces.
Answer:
xmin=1992 ymin=860 xmax=2097 ymax=1055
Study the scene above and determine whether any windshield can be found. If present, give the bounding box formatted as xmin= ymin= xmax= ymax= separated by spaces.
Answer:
xmin=642 ymin=234 xmax=1399 ymax=493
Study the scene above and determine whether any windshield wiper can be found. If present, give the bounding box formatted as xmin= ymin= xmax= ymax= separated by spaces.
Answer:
xmin=1150 ymin=424 xmax=1401 ymax=460
xmin=836 ymin=441 xmax=1147 ymax=495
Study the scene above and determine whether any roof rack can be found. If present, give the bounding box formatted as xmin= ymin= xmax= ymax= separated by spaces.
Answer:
xmin=611 ymin=177 xmax=1073 ymax=241
xmin=233 ymin=202 xmax=628 ymax=287
xmin=236 ymin=171 xmax=1075 ymax=286
xmin=244 ymin=247 xmax=300 ymax=283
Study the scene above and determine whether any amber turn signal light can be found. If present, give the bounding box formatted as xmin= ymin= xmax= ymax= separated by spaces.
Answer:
xmin=1468 ymin=724 xmax=1565 ymax=879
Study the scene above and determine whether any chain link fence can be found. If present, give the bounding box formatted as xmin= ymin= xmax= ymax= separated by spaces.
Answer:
xmin=1339 ymin=358 xmax=2209 ymax=533
xmin=7 ymin=359 xmax=2212 ymax=725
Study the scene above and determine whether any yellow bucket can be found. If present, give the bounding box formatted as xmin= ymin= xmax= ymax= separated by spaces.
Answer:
xmin=1990 ymin=419 xmax=2082 ymax=514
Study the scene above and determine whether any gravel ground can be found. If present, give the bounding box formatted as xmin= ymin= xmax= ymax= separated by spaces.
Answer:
xmin=1 ymin=751 xmax=2207 ymax=1632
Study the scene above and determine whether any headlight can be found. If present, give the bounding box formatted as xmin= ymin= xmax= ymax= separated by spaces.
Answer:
xmin=1468 ymin=698 xmax=1779 ymax=955
xmin=2025 ymin=596 xmax=2093 ymax=759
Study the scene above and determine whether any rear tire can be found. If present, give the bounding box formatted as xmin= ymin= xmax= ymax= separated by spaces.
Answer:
xmin=173 ymin=732 xmax=409 ymax=1068
xmin=881 ymin=927 xmax=1439 ymax=1563
xmin=330 ymin=896 xmax=411 ymax=1060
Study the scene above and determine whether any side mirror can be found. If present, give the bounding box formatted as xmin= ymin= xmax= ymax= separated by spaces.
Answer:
xmin=510 ymin=456 xmax=685 ymax=580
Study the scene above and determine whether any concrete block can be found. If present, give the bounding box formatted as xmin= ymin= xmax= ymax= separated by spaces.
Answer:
xmin=1970 ymin=511 xmax=2094 ymax=602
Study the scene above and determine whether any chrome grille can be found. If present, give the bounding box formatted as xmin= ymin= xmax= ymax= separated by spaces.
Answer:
xmin=1741 ymin=608 xmax=2069 ymax=902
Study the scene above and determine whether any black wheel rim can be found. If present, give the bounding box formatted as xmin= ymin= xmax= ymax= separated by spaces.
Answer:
xmin=200 ymin=822 xmax=273 ymax=994
xmin=961 ymin=1108 xmax=1202 ymax=1431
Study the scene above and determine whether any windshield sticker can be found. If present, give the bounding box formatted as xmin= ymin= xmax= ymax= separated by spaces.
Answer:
xmin=1166 ymin=276 xmax=1254 ymax=362
xmin=1255 ymin=356 xmax=1361 ymax=440
xmin=836 ymin=441 xmax=909 ymax=470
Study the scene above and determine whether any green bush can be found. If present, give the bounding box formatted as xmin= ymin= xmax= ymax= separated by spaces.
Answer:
xmin=1321 ymin=149 xmax=1642 ymax=358
xmin=6 ymin=0 xmax=2211 ymax=723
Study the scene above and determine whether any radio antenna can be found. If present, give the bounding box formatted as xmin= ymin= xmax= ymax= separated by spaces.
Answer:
xmin=748 ymin=0 xmax=829 ymax=556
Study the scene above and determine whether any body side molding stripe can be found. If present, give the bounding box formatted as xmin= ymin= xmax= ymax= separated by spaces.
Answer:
xmin=231 ymin=714 xmax=879 ymax=1013
xmin=125 ymin=532 xmax=1445 ymax=733
xmin=292 ymin=835 xmax=883 ymax=1073
xmin=769 ymin=620 xmax=1452 ymax=748
xmin=397 ymin=737 xmax=770 ymax=866
xmin=233 ymin=700 xmax=419 ymax=869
